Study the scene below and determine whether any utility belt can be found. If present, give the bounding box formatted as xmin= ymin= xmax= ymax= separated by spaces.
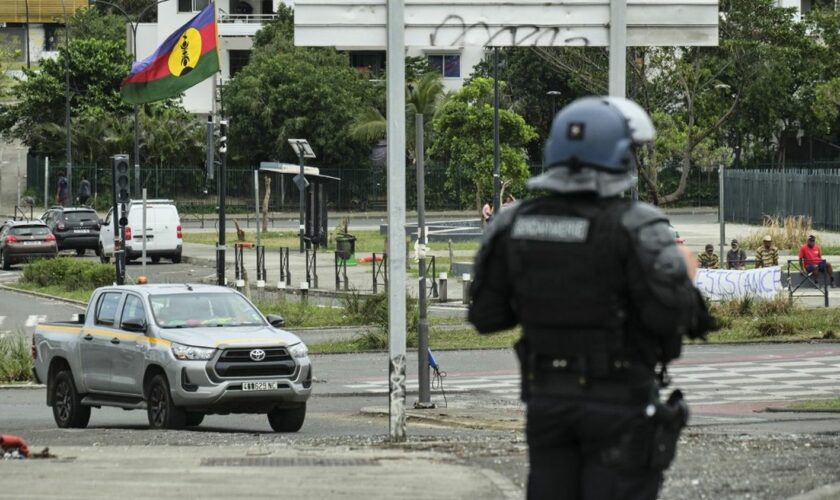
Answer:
xmin=515 ymin=338 xmax=656 ymax=404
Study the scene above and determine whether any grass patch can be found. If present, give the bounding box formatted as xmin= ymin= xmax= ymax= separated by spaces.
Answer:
xmin=787 ymin=398 xmax=840 ymax=411
xmin=699 ymin=296 xmax=840 ymax=343
xmin=254 ymin=300 xmax=354 ymax=328
xmin=821 ymin=245 xmax=840 ymax=256
xmin=0 ymin=334 xmax=34 ymax=383
xmin=8 ymin=282 xmax=93 ymax=303
xmin=309 ymin=326 xmax=519 ymax=354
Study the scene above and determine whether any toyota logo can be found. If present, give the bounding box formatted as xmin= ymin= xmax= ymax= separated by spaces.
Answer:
xmin=249 ymin=349 xmax=266 ymax=362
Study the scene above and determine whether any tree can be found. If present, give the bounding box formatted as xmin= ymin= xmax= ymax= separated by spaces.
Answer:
xmin=349 ymin=71 xmax=445 ymax=164
xmin=0 ymin=37 xmax=133 ymax=159
xmin=0 ymin=7 xmax=206 ymax=171
xmin=431 ymin=77 xmax=537 ymax=209
xmin=224 ymin=16 xmax=374 ymax=168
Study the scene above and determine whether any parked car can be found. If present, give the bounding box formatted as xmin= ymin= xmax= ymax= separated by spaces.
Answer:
xmin=32 ymin=284 xmax=309 ymax=431
xmin=99 ymin=200 xmax=183 ymax=264
xmin=0 ymin=219 xmax=58 ymax=270
xmin=41 ymin=206 xmax=101 ymax=256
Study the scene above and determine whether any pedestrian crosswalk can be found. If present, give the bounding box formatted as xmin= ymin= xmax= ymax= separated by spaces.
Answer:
xmin=0 ymin=315 xmax=53 ymax=333
xmin=342 ymin=356 xmax=840 ymax=406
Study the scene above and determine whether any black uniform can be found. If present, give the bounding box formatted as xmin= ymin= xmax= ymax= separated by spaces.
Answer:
xmin=469 ymin=194 xmax=712 ymax=500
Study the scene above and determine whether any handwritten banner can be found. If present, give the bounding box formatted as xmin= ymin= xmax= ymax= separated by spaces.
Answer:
xmin=694 ymin=266 xmax=783 ymax=300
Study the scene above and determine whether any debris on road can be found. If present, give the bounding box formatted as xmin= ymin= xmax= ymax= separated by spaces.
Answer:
xmin=1 ymin=434 xmax=29 ymax=458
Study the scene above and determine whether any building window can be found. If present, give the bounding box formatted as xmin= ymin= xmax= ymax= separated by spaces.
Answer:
xmin=229 ymin=50 xmax=251 ymax=77
xmin=427 ymin=54 xmax=460 ymax=78
xmin=349 ymin=51 xmax=386 ymax=78
xmin=178 ymin=0 xmax=209 ymax=12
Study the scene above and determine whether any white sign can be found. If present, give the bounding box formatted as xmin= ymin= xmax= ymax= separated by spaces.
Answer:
xmin=295 ymin=0 xmax=719 ymax=49
xmin=694 ymin=266 xmax=783 ymax=300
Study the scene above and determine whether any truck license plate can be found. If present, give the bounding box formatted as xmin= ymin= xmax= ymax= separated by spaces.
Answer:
xmin=242 ymin=382 xmax=278 ymax=391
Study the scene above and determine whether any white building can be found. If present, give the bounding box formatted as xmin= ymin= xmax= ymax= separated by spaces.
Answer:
xmin=135 ymin=0 xmax=483 ymax=115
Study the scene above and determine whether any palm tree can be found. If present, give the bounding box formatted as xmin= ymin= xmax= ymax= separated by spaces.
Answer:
xmin=349 ymin=72 xmax=445 ymax=164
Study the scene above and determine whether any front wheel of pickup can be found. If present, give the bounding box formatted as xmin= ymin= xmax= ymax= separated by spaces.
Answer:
xmin=52 ymin=370 xmax=91 ymax=428
xmin=267 ymin=403 xmax=306 ymax=432
xmin=146 ymin=374 xmax=186 ymax=429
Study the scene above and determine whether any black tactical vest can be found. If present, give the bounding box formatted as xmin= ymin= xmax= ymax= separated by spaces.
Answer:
xmin=506 ymin=195 xmax=635 ymax=378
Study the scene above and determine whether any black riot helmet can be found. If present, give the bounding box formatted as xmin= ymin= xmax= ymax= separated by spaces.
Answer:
xmin=543 ymin=96 xmax=655 ymax=174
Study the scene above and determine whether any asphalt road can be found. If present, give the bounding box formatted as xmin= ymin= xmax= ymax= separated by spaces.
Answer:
xmin=0 ymin=285 xmax=84 ymax=334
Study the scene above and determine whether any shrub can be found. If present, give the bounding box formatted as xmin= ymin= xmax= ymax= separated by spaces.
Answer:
xmin=0 ymin=334 xmax=34 ymax=383
xmin=21 ymin=258 xmax=114 ymax=291
xmin=738 ymin=215 xmax=812 ymax=251
xmin=753 ymin=317 xmax=799 ymax=337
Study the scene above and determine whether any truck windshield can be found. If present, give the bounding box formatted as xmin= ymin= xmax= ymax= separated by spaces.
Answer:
xmin=149 ymin=293 xmax=265 ymax=328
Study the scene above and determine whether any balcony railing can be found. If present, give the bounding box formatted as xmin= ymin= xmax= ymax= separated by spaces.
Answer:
xmin=218 ymin=12 xmax=278 ymax=24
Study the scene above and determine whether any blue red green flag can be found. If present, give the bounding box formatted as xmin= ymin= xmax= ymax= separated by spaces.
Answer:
xmin=121 ymin=3 xmax=219 ymax=105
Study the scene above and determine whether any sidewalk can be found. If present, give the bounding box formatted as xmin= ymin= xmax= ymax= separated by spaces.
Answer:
xmin=0 ymin=444 xmax=520 ymax=500
xmin=181 ymin=241 xmax=471 ymax=304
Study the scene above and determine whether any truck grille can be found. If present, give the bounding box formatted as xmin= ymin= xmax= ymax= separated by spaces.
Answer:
xmin=214 ymin=347 xmax=296 ymax=378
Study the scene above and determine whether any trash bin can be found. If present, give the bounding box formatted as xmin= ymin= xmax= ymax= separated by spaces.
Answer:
xmin=336 ymin=235 xmax=356 ymax=261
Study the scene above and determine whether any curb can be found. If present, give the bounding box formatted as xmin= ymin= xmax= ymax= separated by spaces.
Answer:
xmin=0 ymin=285 xmax=88 ymax=307
xmin=764 ymin=407 xmax=840 ymax=414
xmin=360 ymin=406 xmax=523 ymax=430
xmin=788 ymin=482 xmax=840 ymax=500
xmin=0 ymin=383 xmax=45 ymax=389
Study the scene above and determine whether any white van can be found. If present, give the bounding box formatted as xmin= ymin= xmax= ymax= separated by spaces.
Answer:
xmin=99 ymin=200 xmax=183 ymax=264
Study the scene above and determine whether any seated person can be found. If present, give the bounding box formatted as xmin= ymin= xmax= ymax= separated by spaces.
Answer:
xmin=755 ymin=235 xmax=779 ymax=268
xmin=799 ymin=234 xmax=835 ymax=287
xmin=698 ymin=244 xmax=720 ymax=269
xmin=726 ymin=239 xmax=747 ymax=270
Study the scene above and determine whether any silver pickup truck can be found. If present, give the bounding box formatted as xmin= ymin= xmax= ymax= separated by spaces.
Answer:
xmin=32 ymin=284 xmax=312 ymax=432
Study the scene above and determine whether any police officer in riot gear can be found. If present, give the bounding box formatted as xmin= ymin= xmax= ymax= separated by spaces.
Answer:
xmin=468 ymin=96 xmax=713 ymax=500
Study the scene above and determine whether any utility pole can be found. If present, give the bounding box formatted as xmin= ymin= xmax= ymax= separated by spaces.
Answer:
xmin=415 ymin=113 xmax=433 ymax=409
xmin=386 ymin=0 xmax=407 ymax=443
xmin=492 ymin=47 xmax=501 ymax=214
xmin=217 ymin=119 xmax=228 ymax=287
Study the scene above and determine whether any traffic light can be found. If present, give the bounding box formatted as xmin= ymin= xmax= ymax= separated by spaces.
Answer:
xmin=112 ymin=154 xmax=130 ymax=203
xmin=218 ymin=119 xmax=228 ymax=155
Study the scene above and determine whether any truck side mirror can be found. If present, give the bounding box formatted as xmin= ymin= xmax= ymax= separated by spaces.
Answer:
xmin=77 ymin=313 xmax=86 ymax=324
xmin=267 ymin=314 xmax=285 ymax=328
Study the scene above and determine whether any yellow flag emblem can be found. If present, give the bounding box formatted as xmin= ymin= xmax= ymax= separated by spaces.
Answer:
xmin=168 ymin=27 xmax=202 ymax=77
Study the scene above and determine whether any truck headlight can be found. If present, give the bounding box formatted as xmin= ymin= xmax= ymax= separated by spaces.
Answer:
xmin=288 ymin=343 xmax=308 ymax=359
xmin=171 ymin=343 xmax=216 ymax=361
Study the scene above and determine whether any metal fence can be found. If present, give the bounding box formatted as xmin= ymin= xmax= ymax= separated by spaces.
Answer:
xmin=724 ymin=169 xmax=840 ymax=231
xmin=26 ymin=159 xmax=539 ymax=213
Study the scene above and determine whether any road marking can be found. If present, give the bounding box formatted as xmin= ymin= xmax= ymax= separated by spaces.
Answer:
xmin=342 ymin=358 xmax=840 ymax=406
xmin=0 ymin=316 xmax=5 ymax=327
xmin=24 ymin=315 xmax=47 ymax=327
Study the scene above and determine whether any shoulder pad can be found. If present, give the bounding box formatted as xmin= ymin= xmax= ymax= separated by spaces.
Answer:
xmin=620 ymin=202 xmax=668 ymax=233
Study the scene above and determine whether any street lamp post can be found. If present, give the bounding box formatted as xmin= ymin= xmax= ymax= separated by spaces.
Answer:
xmin=91 ymin=0 xmax=170 ymax=199
xmin=59 ymin=0 xmax=72 ymax=204
xmin=288 ymin=139 xmax=315 ymax=254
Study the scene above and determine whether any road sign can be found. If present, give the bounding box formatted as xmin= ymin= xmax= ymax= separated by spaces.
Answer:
xmin=292 ymin=174 xmax=310 ymax=190
xmin=295 ymin=0 xmax=719 ymax=48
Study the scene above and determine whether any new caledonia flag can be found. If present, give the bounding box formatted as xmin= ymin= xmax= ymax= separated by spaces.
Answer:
xmin=121 ymin=2 xmax=219 ymax=105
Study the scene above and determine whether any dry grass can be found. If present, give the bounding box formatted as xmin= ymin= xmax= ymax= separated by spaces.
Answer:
xmin=738 ymin=215 xmax=813 ymax=251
